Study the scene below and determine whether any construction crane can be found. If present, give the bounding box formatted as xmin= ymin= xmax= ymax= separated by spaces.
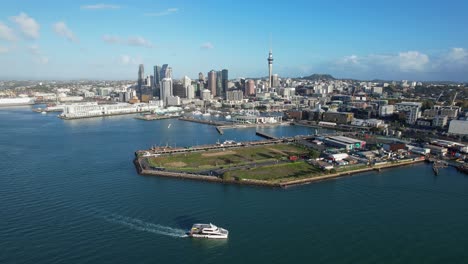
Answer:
xmin=435 ymin=91 xmax=443 ymax=104
xmin=451 ymin=91 xmax=458 ymax=106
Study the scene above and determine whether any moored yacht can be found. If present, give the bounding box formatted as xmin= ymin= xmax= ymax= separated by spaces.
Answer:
xmin=188 ymin=223 xmax=228 ymax=239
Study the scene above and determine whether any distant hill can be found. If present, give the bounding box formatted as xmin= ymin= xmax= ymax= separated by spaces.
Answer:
xmin=301 ymin=74 xmax=335 ymax=81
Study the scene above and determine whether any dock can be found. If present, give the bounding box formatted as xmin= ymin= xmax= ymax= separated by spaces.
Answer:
xmin=135 ymin=114 xmax=180 ymax=121
xmin=178 ymin=117 xmax=227 ymax=126
xmin=255 ymin=131 xmax=278 ymax=139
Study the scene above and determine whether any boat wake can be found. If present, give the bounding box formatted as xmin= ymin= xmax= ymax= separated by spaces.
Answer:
xmin=99 ymin=212 xmax=188 ymax=238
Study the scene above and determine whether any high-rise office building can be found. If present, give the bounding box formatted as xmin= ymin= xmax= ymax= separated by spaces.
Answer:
xmin=137 ymin=64 xmax=144 ymax=99
xmin=166 ymin=67 xmax=173 ymax=79
xmin=173 ymin=82 xmax=186 ymax=98
xmin=198 ymin=72 xmax=205 ymax=82
xmin=161 ymin=78 xmax=173 ymax=106
xmin=267 ymin=49 xmax=273 ymax=90
xmin=187 ymin=85 xmax=195 ymax=99
xmin=153 ymin=66 xmax=162 ymax=96
xmin=145 ymin=75 xmax=152 ymax=87
xmin=245 ymin=80 xmax=255 ymax=96
xmin=221 ymin=69 xmax=228 ymax=95
xmin=226 ymin=90 xmax=243 ymax=103
xmin=182 ymin=76 xmax=192 ymax=99
xmin=160 ymin=64 xmax=169 ymax=79
xmin=182 ymin=76 xmax=191 ymax=89
xmin=272 ymin=74 xmax=279 ymax=88
xmin=216 ymin=70 xmax=223 ymax=97
xmin=207 ymin=70 xmax=217 ymax=97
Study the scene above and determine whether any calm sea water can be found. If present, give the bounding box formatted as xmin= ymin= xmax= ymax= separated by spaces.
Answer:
xmin=1 ymin=107 xmax=467 ymax=264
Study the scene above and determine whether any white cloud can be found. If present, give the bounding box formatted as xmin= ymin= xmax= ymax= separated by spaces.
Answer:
xmin=53 ymin=22 xmax=79 ymax=43
xmin=336 ymin=51 xmax=430 ymax=72
xmin=200 ymin=42 xmax=214 ymax=49
xmin=119 ymin=55 xmax=142 ymax=65
xmin=102 ymin=34 xmax=121 ymax=44
xmin=144 ymin=8 xmax=178 ymax=17
xmin=27 ymin=44 xmax=48 ymax=64
xmin=127 ymin=36 xmax=153 ymax=48
xmin=9 ymin=12 xmax=40 ymax=39
xmin=80 ymin=4 xmax=121 ymax=10
xmin=28 ymin=44 xmax=40 ymax=55
xmin=35 ymin=56 xmax=49 ymax=64
xmin=397 ymin=51 xmax=429 ymax=72
xmin=0 ymin=45 xmax=9 ymax=53
xmin=328 ymin=48 xmax=468 ymax=80
xmin=342 ymin=55 xmax=359 ymax=64
xmin=0 ymin=22 xmax=16 ymax=41
xmin=102 ymin=35 xmax=153 ymax=48
xmin=447 ymin=48 xmax=468 ymax=63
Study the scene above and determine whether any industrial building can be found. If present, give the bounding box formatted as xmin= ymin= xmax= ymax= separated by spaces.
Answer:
xmin=323 ymin=136 xmax=366 ymax=151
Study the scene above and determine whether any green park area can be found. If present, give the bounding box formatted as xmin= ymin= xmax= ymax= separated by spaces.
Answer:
xmin=146 ymin=143 xmax=318 ymax=180
xmin=222 ymin=161 xmax=323 ymax=182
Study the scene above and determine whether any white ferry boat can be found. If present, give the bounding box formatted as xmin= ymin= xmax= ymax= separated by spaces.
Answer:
xmin=188 ymin=223 xmax=228 ymax=239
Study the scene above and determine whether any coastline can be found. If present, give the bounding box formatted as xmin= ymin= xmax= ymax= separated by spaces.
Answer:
xmin=134 ymin=157 xmax=426 ymax=188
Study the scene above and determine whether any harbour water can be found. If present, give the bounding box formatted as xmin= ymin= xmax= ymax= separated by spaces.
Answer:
xmin=1 ymin=106 xmax=468 ymax=263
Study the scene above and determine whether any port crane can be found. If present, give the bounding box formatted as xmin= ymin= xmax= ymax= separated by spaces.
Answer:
xmin=451 ymin=91 xmax=458 ymax=106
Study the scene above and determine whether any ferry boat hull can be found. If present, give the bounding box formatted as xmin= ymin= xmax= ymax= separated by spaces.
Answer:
xmin=188 ymin=223 xmax=228 ymax=239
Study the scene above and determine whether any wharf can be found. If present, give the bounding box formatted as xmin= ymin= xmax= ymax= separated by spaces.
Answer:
xmin=33 ymin=108 xmax=62 ymax=113
xmin=135 ymin=114 xmax=180 ymax=121
xmin=178 ymin=117 xmax=227 ymax=126
xmin=138 ymin=138 xmax=290 ymax=156
xmin=255 ymin=131 xmax=278 ymax=139
xmin=60 ymin=111 xmax=152 ymax=120
xmin=134 ymin=156 xmax=426 ymax=188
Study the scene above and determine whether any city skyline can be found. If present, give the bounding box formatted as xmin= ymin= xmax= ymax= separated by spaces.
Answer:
xmin=0 ymin=0 xmax=467 ymax=81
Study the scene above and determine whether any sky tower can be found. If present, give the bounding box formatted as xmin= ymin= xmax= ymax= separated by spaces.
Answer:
xmin=268 ymin=49 xmax=273 ymax=90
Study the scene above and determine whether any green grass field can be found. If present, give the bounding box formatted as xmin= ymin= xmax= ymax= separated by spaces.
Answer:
xmin=223 ymin=161 xmax=323 ymax=182
xmin=147 ymin=143 xmax=309 ymax=172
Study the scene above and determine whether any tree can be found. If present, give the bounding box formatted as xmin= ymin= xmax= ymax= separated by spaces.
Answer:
xmin=421 ymin=100 xmax=434 ymax=111
xmin=309 ymin=149 xmax=320 ymax=159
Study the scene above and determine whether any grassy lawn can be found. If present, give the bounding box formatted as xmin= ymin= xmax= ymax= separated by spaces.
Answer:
xmin=147 ymin=143 xmax=309 ymax=172
xmin=223 ymin=161 xmax=323 ymax=181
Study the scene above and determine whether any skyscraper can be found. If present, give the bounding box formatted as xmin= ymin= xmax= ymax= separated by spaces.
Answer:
xmin=272 ymin=74 xmax=279 ymax=88
xmin=160 ymin=64 xmax=169 ymax=79
xmin=208 ymin=70 xmax=217 ymax=97
xmin=182 ymin=76 xmax=191 ymax=88
xmin=245 ymin=80 xmax=255 ymax=96
xmin=221 ymin=69 xmax=228 ymax=95
xmin=198 ymin=72 xmax=205 ymax=82
xmin=267 ymin=49 xmax=273 ymax=90
xmin=216 ymin=70 xmax=223 ymax=97
xmin=161 ymin=78 xmax=173 ymax=106
xmin=137 ymin=64 xmax=144 ymax=99
xmin=153 ymin=65 xmax=162 ymax=97
xmin=166 ymin=67 xmax=173 ymax=79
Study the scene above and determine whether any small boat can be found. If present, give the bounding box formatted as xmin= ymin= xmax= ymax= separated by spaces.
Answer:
xmin=188 ymin=223 xmax=228 ymax=239
xmin=168 ymin=124 xmax=172 ymax=128
xmin=225 ymin=115 xmax=231 ymax=119
xmin=41 ymin=111 xmax=47 ymax=114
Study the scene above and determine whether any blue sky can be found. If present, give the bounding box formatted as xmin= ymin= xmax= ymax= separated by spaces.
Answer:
xmin=0 ymin=0 xmax=467 ymax=81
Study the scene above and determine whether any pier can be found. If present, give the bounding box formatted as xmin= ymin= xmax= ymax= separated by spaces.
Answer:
xmin=178 ymin=117 xmax=227 ymax=126
xmin=255 ymin=131 xmax=278 ymax=139
xmin=135 ymin=114 xmax=180 ymax=121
